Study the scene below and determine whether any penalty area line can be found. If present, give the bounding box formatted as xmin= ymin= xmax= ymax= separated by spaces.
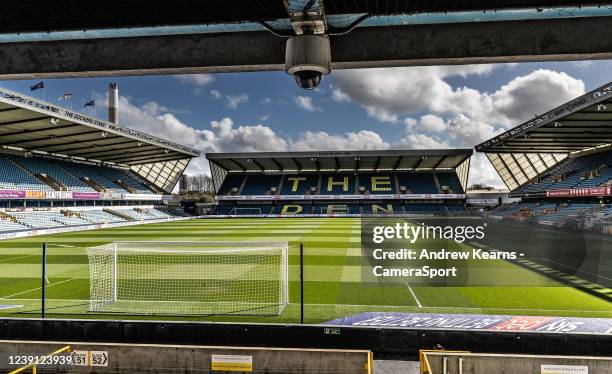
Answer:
xmin=0 ymin=277 xmax=78 ymax=300
xmin=404 ymin=281 xmax=423 ymax=308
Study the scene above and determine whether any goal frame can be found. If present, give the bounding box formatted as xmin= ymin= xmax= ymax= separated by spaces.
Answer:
xmin=231 ymin=207 xmax=264 ymax=215
xmin=87 ymin=241 xmax=289 ymax=316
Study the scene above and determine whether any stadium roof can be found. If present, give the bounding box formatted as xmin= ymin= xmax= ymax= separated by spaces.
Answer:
xmin=1 ymin=1 xmax=608 ymax=34
xmin=0 ymin=87 xmax=200 ymax=192
xmin=207 ymin=149 xmax=472 ymax=173
xmin=2 ymin=3 xmax=612 ymax=80
xmin=476 ymin=80 xmax=612 ymax=190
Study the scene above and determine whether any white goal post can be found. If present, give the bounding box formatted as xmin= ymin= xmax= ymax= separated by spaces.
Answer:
xmin=87 ymin=241 xmax=289 ymax=316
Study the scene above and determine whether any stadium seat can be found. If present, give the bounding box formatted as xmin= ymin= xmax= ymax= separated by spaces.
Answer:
xmin=404 ymin=203 xmax=447 ymax=215
xmin=280 ymin=175 xmax=318 ymax=195
xmin=14 ymin=156 xmax=95 ymax=192
xmin=55 ymin=160 xmax=130 ymax=192
xmin=362 ymin=203 xmax=404 ymax=214
xmin=515 ymin=150 xmax=612 ymax=193
xmin=319 ymin=174 xmax=356 ymax=195
xmin=436 ymin=173 xmax=463 ymax=193
xmin=217 ymin=174 xmax=246 ymax=195
xmin=396 ymin=173 xmax=439 ymax=194
xmin=357 ymin=174 xmax=396 ymax=194
xmin=240 ymin=175 xmax=281 ymax=195
xmin=0 ymin=157 xmax=54 ymax=191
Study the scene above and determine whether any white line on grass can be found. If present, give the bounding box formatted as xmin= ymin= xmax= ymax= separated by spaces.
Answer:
xmin=404 ymin=281 xmax=423 ymax=308
xmin=50 ymin=244 xmax=77 ymax=248
xmin=0 ymin=277 xmax=78 ymax=300
xmin=0 ymin=254 xmax=38 ymax=263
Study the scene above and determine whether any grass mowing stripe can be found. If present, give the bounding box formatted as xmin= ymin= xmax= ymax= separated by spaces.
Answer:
xmin=1 ymin=277 xmax=78 ymax=299
xmin=0 ymin=217 xmax=608 ymax=323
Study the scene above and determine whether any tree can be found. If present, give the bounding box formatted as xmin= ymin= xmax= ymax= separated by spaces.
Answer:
xmin=180 ymin=174 xmax=215 ymax=193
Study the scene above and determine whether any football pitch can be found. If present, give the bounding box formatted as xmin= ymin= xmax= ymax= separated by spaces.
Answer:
xmin=0 ymin=217 xmax=610 ymax=324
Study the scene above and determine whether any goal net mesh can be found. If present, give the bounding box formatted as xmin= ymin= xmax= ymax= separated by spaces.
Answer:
xmin=231 ymin=207 xmax=264 ymax=215
xmin=87 ymin=241 xmax=289 ymax=316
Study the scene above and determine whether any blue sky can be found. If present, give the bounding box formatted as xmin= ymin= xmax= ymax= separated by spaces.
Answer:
xmin=3 ymin=59 xmax=611 ymax=188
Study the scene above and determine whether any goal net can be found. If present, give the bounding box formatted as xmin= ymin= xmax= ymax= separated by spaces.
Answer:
xmin=231 ymin=207 xmax=263 ymax=215
xmin=87 ymin=241 xmax=289 ymax=316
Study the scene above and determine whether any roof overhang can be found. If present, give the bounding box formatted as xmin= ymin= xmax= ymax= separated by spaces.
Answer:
xmin=0 ymin=87 xmax=199 ymax=165
xmin=476 ymin=81 xmax=612 ymax=190
xmin=477 ymin=81 xmax=612 ymax=153
xmin=0 ymin=1 xmax=609 ymax=34
xmin=206 ymin=149 xmax=473 ymax=173
xmin=0 ymin=87 xmax=200 ymax=193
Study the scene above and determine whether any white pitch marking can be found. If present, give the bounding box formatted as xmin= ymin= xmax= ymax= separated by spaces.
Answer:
xmin=404 ymin=281 xmax=423 ymax=308
xmin=0 ymin=254 xmax=38 ymax=263
xmin=0 ymin=277 xmax=78 ymax=300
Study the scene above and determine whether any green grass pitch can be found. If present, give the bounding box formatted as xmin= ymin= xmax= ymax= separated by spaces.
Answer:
xmin=0 ymin=217 xmax=610 ymax=323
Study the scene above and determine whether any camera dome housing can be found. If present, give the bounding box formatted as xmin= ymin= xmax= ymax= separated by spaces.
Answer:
xmin=285 ymin=34 xmax=331 ymax=90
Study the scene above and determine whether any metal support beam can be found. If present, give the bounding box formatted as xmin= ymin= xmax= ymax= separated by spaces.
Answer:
xmin=1 ymin=16 xmax=612 ymax=79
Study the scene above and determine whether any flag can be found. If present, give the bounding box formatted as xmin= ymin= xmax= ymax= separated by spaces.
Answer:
xmin=84 ymin=100 xmax=95 ymax=107
xmin=59 ymin=93 xmax=72 ymax=100
xmin=30 ymin=81 xmax=44 ymax=91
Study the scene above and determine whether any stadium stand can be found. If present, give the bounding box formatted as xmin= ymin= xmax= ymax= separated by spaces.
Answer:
xmin=217 ymin=174 xmax=246 ymax=195
xmin=0 ymin=86 xmax=199 ymax=236
xmin=0 ymin=208 xmax=177 ymax=233
xmin=477 ymin=82 xmax=612 ymax=235
xmin=405 ymin=203 xmax=448 ymax=216
xmin=80 ymin=210 xmax=128 ymax=224
xmin=207 ymin=150 xmax=472 ymax=217
xmin=240 ymin=175 xmax=281 ymax=195
xmin=320 ymin=174 xmax=356 ymax=195
xmin=436 ymin=172 xmax=463 ymax=193
xmin=0 ymin=219 xmax=27 ymax=232
xmin=447 ymin=203 xmax=469 ymax=216
xmin=515 ymin=150 xmax=612 ymax=194
xmin=0 ymin=154 xmax=156 ymax=194
xmin=397 ymin=173 xmax=439 ymax=194
xmin=280 ymin=175 xmax=319 ymax=195
xmin=362 ymin=203 xmax=404 ymax=214
xmin=11 ymin=156 xmax=95 ymax=192
xmin=358 ymin=174 xmax=396 ymax=194
xmin=0 ymin=157 xmax=53 ymax=191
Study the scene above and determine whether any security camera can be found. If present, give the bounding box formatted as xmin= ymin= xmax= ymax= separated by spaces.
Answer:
xmin=285 ymin=34 xmax=331 ymax=90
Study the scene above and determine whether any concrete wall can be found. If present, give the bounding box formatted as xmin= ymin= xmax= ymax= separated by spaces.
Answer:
xmin=424 ymin=351 xmax=612 ymax=374
xmin=0 ymin=340 xmax=371 ymax=373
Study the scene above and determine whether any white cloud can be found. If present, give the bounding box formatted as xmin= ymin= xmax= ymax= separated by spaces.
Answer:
xmin=331 ymin=65 xmax=496 ymax=121
xmin=329 ymin=66 xmax=586 ymax=189
xmin=490 ymin=69 xmax=585 ymax=124
xmin=174 ymin=74 xmax=215 ymax=87
xmin=365 ymin=106 xmax=399 ymax=123
xmin=226 ymin=93 xmax=249 ymax=109
xmin=261 ymin=97 xmax=272 ymax=104
xmin=468 ymin=153 xmax=507 ymax=189
xmin=294 ymin=96 xmax=320 ymax=112
xmin=210 ymin=117 xmax=288 ymax=152
xmin=395 ymin=134 xmax=450 ymax=149
xmin=96 ymin=66 xmax=586 ymax=191
xmin=331 ymin=87 xmax=351 ymax=103
xmin=210 ymin=89 xmax=222 ymax=99
xmin=332 ymin=66 xmax=584 ymax=130
xmin=293 ymin=130 xmax=389 ymax=151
